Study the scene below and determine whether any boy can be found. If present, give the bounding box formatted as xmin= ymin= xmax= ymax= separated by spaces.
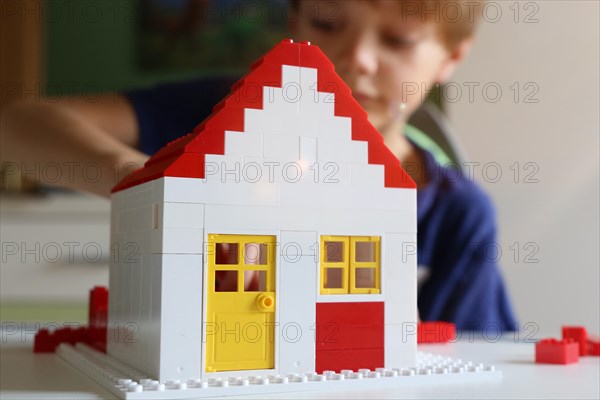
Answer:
xmin=1 ymin=0 xmax=516 ymax=330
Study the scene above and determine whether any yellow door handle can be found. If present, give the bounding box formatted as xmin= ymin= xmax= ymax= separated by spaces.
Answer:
xmin=256 ymin=293 xmax=275 ymax=312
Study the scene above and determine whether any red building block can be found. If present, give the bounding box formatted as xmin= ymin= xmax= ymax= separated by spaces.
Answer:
xmin=33 ymin=328 xmax=57 ymax=353
xmin=535 ymin=338 xmax=579 ymax=364
xmin=33 ymin=326 xmax=88 ymax=353
xmin=315 ymin=302 xmax=384 ymax=373
xmin=33 ymin=286 xmax=109 ymax=354
xmin=417 ymin=321 xmax=457 ymax=344
xmin=588 ymin=335 xmax=600 ymax=356
xmin=562 ymin=326 xmax=588 ymax=356
xmin=315 ymin=302 xmax=384 ymax=350
xmin=316 ymin=348 xmax=383 ymax=373
xmin=88 ymin=286 xmax=108 ymax=353
xmin=89 ymin=286 xmax=108 ymax=326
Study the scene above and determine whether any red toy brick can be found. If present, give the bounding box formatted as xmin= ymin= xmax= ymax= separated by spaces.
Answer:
xmin=112 ymin=39 xmax=416 ymax=193
xmin=535 ymin=338 xmax=579 ymax=365
xmin=588 ymin=335 xmax=600 ymax=356
xmin=88 ymin=286 xmax=108 ymax=353
xmin=314 ymin=301 xmax=384 ymax=373
xmin=203 ymin=105 xmax=245 ymax=133
xmin=417 ymin=321 xmax=457 ymax=344
xmin=316 ymin=325 xmax=385 ymax=352
xmin=33 ymin=328 xmax=57 ymax=353
xmin=89 ymin=286 xmax=108 ymax=325
xmin=196 ymin=129 xmax=226 ymax=154
xmin=316 ymin=302 xmax=384 ymax=326
xmin=316 ymin=302 xmax=384 ymax=354
xmin=315 ymin=302 xmax=384 ymax=354
xmin=562 ymin=326 xmax=588 ymax=356
xmin=33 ymin=286 xmax=109 ymax=354
xmin=316 ymin=348 xmax=384 ymax=374
xmin=229 ymin=63 xmax=283 ymax=105
xmin=34 ymin=326 xmax=87 ymax=353
xmin=350 ymin=119 xmax=382 ymax=143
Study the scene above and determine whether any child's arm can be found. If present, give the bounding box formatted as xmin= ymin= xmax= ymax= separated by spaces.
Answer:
xmin=1 ymin=94 xmax=148 ymax=197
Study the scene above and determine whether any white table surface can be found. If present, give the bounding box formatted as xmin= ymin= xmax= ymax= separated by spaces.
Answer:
xmin=1 ymin=334 xmax=598 ymax=399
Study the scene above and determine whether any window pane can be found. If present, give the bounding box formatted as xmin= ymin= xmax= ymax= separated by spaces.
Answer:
xmin=244 ymin=243 xmax=268 ymax=265
xmin=324 ymin=268 xmax=344 ymax=288
xmin=215 ymin=243 xmax=238 ymax=265
xmin=355 ymin=242 xmax=375 ymax=262
xmin=215 ymin=270 xmax=238 ymax=292
xmin=355 ymin=268 xmax=376 ymax=288
xmin=324 ymin=241 xmax=344 ymax=262
xmin=245 ymin=270 xmax=267 ymax=292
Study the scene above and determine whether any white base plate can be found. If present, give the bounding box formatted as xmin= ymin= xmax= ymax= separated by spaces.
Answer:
xmin=57 ymin=343 xmax=501 ymax=399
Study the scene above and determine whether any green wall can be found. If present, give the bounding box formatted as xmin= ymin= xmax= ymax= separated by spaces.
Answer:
xmin=45 ymin=0 xmax=210 ymax=95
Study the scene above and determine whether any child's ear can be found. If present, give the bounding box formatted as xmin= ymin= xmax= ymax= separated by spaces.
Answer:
xmin=435 ymin=37 xmax=475 ymax=84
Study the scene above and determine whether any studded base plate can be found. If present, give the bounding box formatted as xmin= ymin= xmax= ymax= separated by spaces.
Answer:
xmin=57 ymin=343 xmax=501 ymax=399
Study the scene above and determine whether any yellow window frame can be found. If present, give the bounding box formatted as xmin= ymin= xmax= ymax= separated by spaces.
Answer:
xmin=208 ymin=234 xmax=276 ymax=293
xmin=319 ymin=235 xmax=381 ymax=295
xmin=350 ymin=236 xmax=381 ymax=294
xmin=320 ymin=236 xmax=350 ymax=294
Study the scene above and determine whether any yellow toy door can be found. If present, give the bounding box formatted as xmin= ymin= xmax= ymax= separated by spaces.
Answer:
xmin=205 ymin=234 xmax=276 ymax=372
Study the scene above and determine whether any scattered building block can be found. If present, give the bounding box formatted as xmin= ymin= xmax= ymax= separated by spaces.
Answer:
xmin=588 ymin=335 xmax=600 ymax=356
xmin=33 ymin=328 xmax=57 ymax=353
xmin=562 ymin=326 xmax=588 ymax=356
xmin=88 ymin=286 xmax=108 ymax=353
xmin=417 ymin=322 xmax=457 ymax=344
xmin=33 ymin=286 xmax=108 ymax=354
xmin=535 ymin=339 xmax=579 ymax=365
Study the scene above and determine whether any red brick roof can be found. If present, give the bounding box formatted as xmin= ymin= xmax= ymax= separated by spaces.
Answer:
xmin=112 ymin=39 xmax=416 ymax=193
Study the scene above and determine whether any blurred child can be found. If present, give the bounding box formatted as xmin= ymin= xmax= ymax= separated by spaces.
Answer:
xmin=1 ymin=0 xmax=516 ymax=331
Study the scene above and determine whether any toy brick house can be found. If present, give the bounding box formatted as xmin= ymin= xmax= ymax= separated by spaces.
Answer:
xmin=107 ymin=39 xmax=417 ymax=382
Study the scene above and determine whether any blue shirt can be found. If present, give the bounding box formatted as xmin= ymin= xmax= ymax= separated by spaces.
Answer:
xmin=416 ymin=148 xmax=516 ymax=331
xmin=126 ymin=76 xmax=517 ymax=331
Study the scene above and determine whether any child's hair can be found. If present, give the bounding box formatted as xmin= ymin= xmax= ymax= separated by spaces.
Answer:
xmin=289 ymin=0 xmax=485 ymax=51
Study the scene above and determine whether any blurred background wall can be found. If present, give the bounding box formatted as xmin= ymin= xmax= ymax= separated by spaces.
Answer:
xmin=446 ymin=1 xmax=599 ymax=334
xmin=44 ymin=0 xmax=288 ymax=93
xmin=1 ymin=0 xmax=598 ymax=334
